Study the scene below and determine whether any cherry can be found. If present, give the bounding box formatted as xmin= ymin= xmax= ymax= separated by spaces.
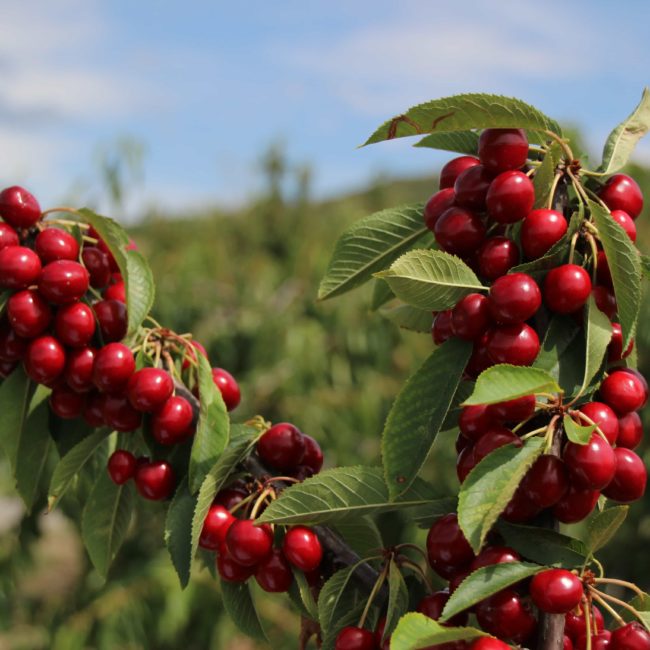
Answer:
xmin=610 ymin=209 xmax=637 ymax=241
xmin=599 ymin=174 xmax=643 ymax=219
xmin=610 ymin=622 xmax=650 ymax=650
xmin=522 ymin=455 xmax=569 ymax=508
xmin=521 ymin=209 xmax=568 ymax=259
xmin=335 ymin=627 xmax=376 ymax=650
xmin=470 ymin=545 xmax=520 ymax=571
xmin=282 ymin=526 xmax=323 ymax=572
xmin=477 ymin=237 xmax=519 ymax=280
xmin=255 ymin=548 xmax=293 ymax=593
xmin=34 ymin=228 xmax=80 ymax=263
xmin=24 ymin=335 xmax=65 ymax=384
xmin=107 ymin=449 xmax=136 ymax=485
xmin=434 ymin=207 xmax=486 ymax=256
xmin=458 ymin=428 xmax=523 ymax=482
xmin=440 ymin=156 xmax=480 ymax=189
xmin=417 ymin=590 xmax=469 ymax=626
xmin=553 ymin=485 xmax=600 ymax=523
xmin=104 ymin=276 xmax=126 ymax=302
xmin=544 ymin=264 xmax=592 ymax=314
xmin=134 ymin=460 xmax=175 ymax=500
xmin=82 ymin=391 xmax=105 ymax=427
xmin=199 ymin=504 xmax=235 ymax=550
xmin=225 ymin=519 xmax=274 ymax=566
xmin=489 ymin=272 xmax=541 ymax=324
xmin=126 ymin=367 xmax=174 ymax=413
xmin=182 ymin=339 xmax=208 ymax=370
xmin=478 ymin=128 xmax=529 ymax=173
xmin=426 ymin=513 xmax=475 ymax=579
xmin=456 ymin=444 xmax=477 ymax=483
xmin=486 ymin=170 xmax=535 ymax=223
xmin=608 ymin=323 xmax=633 ymax=362
xmin=92 ymin=342 xmax=135 ymax=393
xmin=600 ymin=370 xmax=647 ymax=415
xmin=578 ymin=401 xmax=619 ymax=445
xmin=620 ymin=368 xmax=649 ymax=404
xmin=0 ymin=246 xmax=42 ymax=289
xmin=7 ymin=289 xmax=51 ymax=338
xmin=301 ymin=434 xmax=324 ymax=474
xmin=103 ymin=394 xmax=143 ymax=432
xmin=151 ymin=395 xmax=194 ymax=444
xmin=257 ymin=422 xmax=306 ymax=470
xmin=486 ymin=323 xmax=540 ymax=366
xmin=597 ymin=251 xmax=613 ymax=288
xmin=81 ymin=247 xmax=112 ymax=288
xmin=565 ymin=605 xmax=605 ymax=640
xmin=212 ymin=367 xmax=241 ymax=411
xmin=530 ymin=568 xmax=583 ymax=614
xmin=501 ymin=484 xmax=542 ymax=523
xmin=0 ymin=322 xmax=28 ymax=362
xmin=0 ymin=223 xmax=19 ymax=250
xmin=215 ymin=485 xmax=248 ymax=511
xmin=432 ymin=310 xmax=454 ymax=345
xmin=617 ymin=411 xmax=643 ymax=449
xmin=486 ymin=394 xmax=536 ymax=423
xmin=65 ymin=346 xmax=96 ymax=392
xmin=0 ymin=360 xmax=16 ymax=377
xmin=454 ymin=164 xmax=494 ymax=210
xmin=54 ymin=301 xmax=96 ymax=348
xmin=216 ymin=547 xmax=256 ymax=582
xmin=459 ymin=404 xmax=495 ymax=442
xmin=469 ymin=639 xmax=511 ymax=650
xmin=38 ymin=260 xmax=89 ymax=305
xmin=49 ymin=384 xmax=85 ymax=419
xmin=0 ymin=186 xmax=41 ymax=228
xmin=451 ymin=293 xmax=492 ymax=340
xmin=466 ymin=330 xmax=494 ymax=378
xmin=424 ymin=188 xmax=456 ymax=231
xmin=602 ymin=447 xmax=647 ymax=503
xmin=593 ymin=285 xmax=617 ymax=320
xmin=94 ymin=299 xmax=127 ymax=342
xmin=563 ymin=433 xmax=616 ymax=490
xmin=475 ymin=588 xmax=537 ymax=644
xmin=576 ymin=631 xmax=612 ymax=650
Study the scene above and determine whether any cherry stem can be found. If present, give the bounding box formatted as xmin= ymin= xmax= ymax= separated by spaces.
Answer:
xmin=568 ymin=231 xmax=580 ymax=265
xmin=547 ymin=170 xmax=565 ymax=210
xmin=244 ymin=415 xmax=272 ymax=433
xmin=594 ymin=578 xmax=646 ymax=599
xmin=394 ymin=542 xmax=430 ymax=565
xmin=590 ymin=590 xmax=626 ymax=626
xmin=585 ymin=233 xmax=600 ymax=284
xmin=543 ymin=130 xmax=575 ymax=161
xmin=400 ymin=558 xmax=435 ymax=593
xmin=41 ymin=206 xmax=84 ymax=219
xmin=543 ymin=415 xmax=560 ymax=452
xmin=263 ymin=476 xmax=300 ymax=487
xmin=591 ymin=588 xmax=644 ymax=622
xmin=585 ymin=594 xmax=594 ymax=650
xmin=358 ymin=561 xmax=389 ymax=630
xmin=521 ymin=426 xmax=548 ymax=441
xmin=570 ymin=410 xmax=609 ymax=443
xmin=566 ymin=167 xmax=590 ymax=206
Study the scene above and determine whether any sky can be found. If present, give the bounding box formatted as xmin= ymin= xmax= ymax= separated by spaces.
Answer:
xmin=2 ymin=0 xmax=650 ymax=219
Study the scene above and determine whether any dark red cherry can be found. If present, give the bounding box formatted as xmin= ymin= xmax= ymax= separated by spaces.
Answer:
xmin=478 ymin=128 xmax=529 ymax=173
xmin=459 ymin=404 xmax=495 ymax=442
xmin=216 ymin=547 xmax=256 ymax=582
xmin=434 ymin=207 xmax=486 ymax=256
xmin=608 ymin=323 xmax=633 ymax=363
xmin=49 ymin=384 xmax=85 ymax=419
xmin=151 ymin=395 xmax=194 ymax=445
xmin=225 ymin=519 xmax=274 ymax=566
xmin=105 ymin=275 xmax=126 ymax=302
xmin=575 ymin=630 xmax=612 ymax=650
xmin=530 ymin=569 xmax=583 ymax=614
xmin=23 ymin=335 xmax=65 ymax=384
xmin=470 ymin=545 xmax=520 ymax=571
xmin=451 ymin=293 xmax=491 ymax=340
xmin=82 ymin=391 xmax=105 ymax=427
xmin=578 ymin=401 xmax=619 ymax=445
xmin=283 ymin=526 xmax=323 ymax=572
xmin=7 ymin=289 xmax=51 ymax=338
xmin=0 ymin=223 xmax=19 ymax=250
xmin=81 ymin=246 xmax=111 ymax=288
xmin=426 ymin=513 xmax=474 ymax=579
xmin=0 ymin=360 xmax=16 ymax=377
xmin=126 ymin=367 xmax=174 ymax=412
xmin=440 ymin=156 xmax=480 ymax=189
xmin=199 ymin=504 xmax=235 ymax=550
xmin=610 ymin=209 xmax=637 ymax=241
xmin=473 ymin=427 xmax=522 ymax=466
xmin=544 ymin=264 xmax=592 ymax=314
xmin=454 ymin=165 xmax=494 ymax=210
xmin=563 ymin=433 xmax=616 ymax=490
xmin=255 ymin=548 xmax=293 ymax=593
xmin=34 ymin=227 xmax=80 ymax=263
xmin=54 ymin=301 xmax=96 ymax=348
xmin=501 ymin=484 xmax=542 ymax=523
xmin=0 ymin=322 xmax=28 ymax=362
xmin=424 ymin=188 xmax=456 ymax=231
xmin=65 ymin=346 xmax=96 ymax=393
xmin=107 ymin=449 xmax=136 ymax=485
xmin=600 ymin=370 xmax=647 ymax=415
xmin=553 ymin=485 xmax=600 ymax=523
xmin=565 ymin=605 xmax=605 ymax=640
xmin=602 ymin=447 xmax=647 ymax=503
xmin=103 ymin=394 xmax=143 ymax=432
xmin=593 ymin=285 xmax=617 ymax=319
xmin=610 ymin=622 xmax=650 ymax=650
xmin=92 ymin=342 xmax=135 ymax=393
xmin=417 ymin=590 xmax=468 ymax=626
xmin=596 ymin=251 xmax=613 ymax=288
xmin=487 ymin=323 xmax=540 ymax=366
xmin=465 ymin=330 xmax=494 ymax=378
xmin=301 ymin=434 xmax=324 ymax=474
xmin=0 ymin=186 xmax=41 ymax=228
xmin=522 ymin=455 xmax=569 ymax=508
xmin=486 ymin=394 xmax=535 ymax=423
xmin=0 ymin=246 xmax=42 ymax=289
xmin=456 ymin=444 xmax=477 ymax=483
xmin=599 ymin=174 xmax=643 ymax=219
xmin=486 ymin=170 xmax=535 ymax=223
xmin=489 ymin=273 xmax=541 ymax=324
xmin=617 ymin=411 xmax=643 ymax=449
xmin=94 ymin=299 xmax=127 ymax=342
xmin=521 ymin=209 xmax=567 ymax=259
xmin=215 ymin=485 xmax=248 ymax=511
xmin=38 ymin=260 xmax=89 ymax=305
xmin=432 ymin=310 xmax=454 ymax=345
xmin=212 ymin=367 xmax=241 ymax=411
xmin=477 ymin=237 xmax=519 ymax=280
xmin=335 ymin=627 xmax=376 ymax=650
xmin=475 ymin=588 xmax=537 ymax=644
xmin=134 ymin=460 xmax=176 ymax=500
xmin=257 ymin=422 xmax=305 ymax=470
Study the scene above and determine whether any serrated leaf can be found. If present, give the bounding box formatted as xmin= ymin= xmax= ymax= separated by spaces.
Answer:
xmin=290 ymin=567 xmax=319 ymax=620
xmin=376 ymin=250 xmax=486 ymax=311
xmin=257 ymin=466 xmax=444 ymax=525
xmin=189 ymin=354 xmax=230 ymax=493
xmin=318 ymin=564 xmax=365 ymax=635
xmin=165 ymin=477 xmax=197 ymax=588
xmin=534 ymin=316 xmax=582 ymax=380
xmin=391 ymin=614 xmax=486 ymax=650
xmin=458 ymin=437 xmax=545 ymax=553
xmin=563 ymin=414 xmax=596 ymax=445
xmin=0 ymin=366 xmax=34 ymax=467
xmin=370 ymin=279 xmax=395 ymax=311
xmin=220 ymin=580 xmax=266 ymax=641
xmin=533 ymin=143 xmax=563 ymax=209
xmin=320 ymin=601 xmax=368 ymax=650
xmin=334 ymin=518 xmax=383 ymax=558
xmin=124 ymin=249 xmax=155 ymax=341
xmin=385 ymin=560 xmax=409 ymax=640
xmin=463 ymin=365 xmax=560 ymax=406
xmin=576 ymin=295 xmax=612 ymax=399
xmin=640 ymin=254 xmax=650 ymax=280
xmin=599 ymin=88 xmax=650 ymax=175
xmin=48 ymin=427 xmax=112 ymax=510
xmin=414 ymin=131 xmax=480 ymax=155
xmin=441 ymin=562 xmax=543 ymax=622
xmin=380 ymin=303 xmax=432 ymax=332
xmin=622 ymin=594 xmax=650 ymax=631
xmin=81 ymin=471 xmax=135 ymax=578
xmin=318 ymin=203 xmax=431 ymax=301
xmin=590 ymin=199 xmax=641 ymax=349
xmin=382 ymin=338 xmax=472 ymax=499
xmin=585 ymin=505 xmax=629 ymax=554
xmin=364 ymin=93 xmax=561 ymax=146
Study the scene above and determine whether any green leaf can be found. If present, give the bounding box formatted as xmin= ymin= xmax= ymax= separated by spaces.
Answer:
xmin=290 ymin=567 xmax=319 ymax=620
xmin=318 ymin=564 xmax=364 ymax=635
xmin=441 ymin=562 xmax=544 ymax=622
xmin=599 ymin=88 xmax=650 ymax=175
xmin=0 ymin=290 xmax=11 ymax=314
xmin=640 ymin=254 xmax=650 ymax=281
xmin=370 ymin=279 xmax=395 ymax=311
xmin=364 ymin=93 xmax=561 ymax=146
xmin=257 ymin=466 xmax=444 ymax=525
xmin=390 ymin=614 xmax=486 ymax=650
xmin=463 ymin=364 xmax=560 ymax=406
xmin=413 ymin=131 xmax=479 ymax=155
xmin=376 ymin=250 xmax=486 ymax=312
xmin=78 ymin=207 xmax=129 ymax=264
xmin=585 ymin=505 xmax=629 ymax=554
xmin=334 ymin=518 xmax=383 ymax=558
xmin=189 ymin=353 xmax=230 ymax=493
xmin=458 ymin=437 xmax=545 ymax=553
xmin=622 ymin=593 xmax=650 ymax=632
xmin=590 ymin=199 xmax=642 ymax=349
xmin=165 ymin=477 xmax=197 ymax=588
xmin=318 ymin=203 xmax=431 ymax=301
xmin=380 ymin=303 xmax=432 ymax=332
xmin=563 ymin=414 xmax=596 ymax=445
xmin=382 ymin=338 xmax=472 ymax=499
xmin=0 ymin=367 xmax=34 ymax=467
xmin=81 ymin=471 xmax=135 ymax=578
xmin=532 ymin=143 xmax=563 ymax=209
xmin=124 ymin=250 xmax=155 ymax=341
xmin=576 ymin=295 xmax=612 ymax=398
xmin=385 ymin=560 xmax=410 ymax=639
xmin=534 ymin=316 xmax=582 ymax=380
xmin=220 ymin=580 xmax=266 ymax=641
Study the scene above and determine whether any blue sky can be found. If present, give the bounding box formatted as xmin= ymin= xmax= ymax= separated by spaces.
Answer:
xmin=2 ymin=0 xmax=650 ymax=219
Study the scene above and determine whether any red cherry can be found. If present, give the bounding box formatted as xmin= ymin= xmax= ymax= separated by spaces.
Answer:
xmin=257 ymin=422 xmax=306 ymax=470
xmin=486 ymin=394 xmax=535 ymax=423
xmin=469 ymin=639 xmax=511 ymax=650
xmin=617 ymin=411 xmax=643 ymax=449
xmin=81 ymin=247 xmax=112 ymax=288
xmin=151 ymin=395 xmax=194 ymax=444
xmin=599 ymin=174 xmax=643 ymax=219
xmin=199 ymin=504 xmax=235 ymax=550
xmin=465 ymin=330 xmax=494 ymax=378
xmin=92 ymin=342 xmax=135 ymax=393
xmin=107 ymin=449 xmax=136 ymax=485
xmin=49 ymin=384 xmax=85 ymax=419
xmin=126 ymin=367 xmax=174 ymax=412
xmin=440 ymin=156 xmax=480 ymax=189
xmin=301 ymin=434 xmax=324 ymax=474
xmin=553 ymin=485 xmax=600 ymax=523
xmin=578 ymin=402 xmax=619 ymax=445
xmin=530 ymin=568 xmax=583 ymax=614
xmin=608 ymin=323 xmax=633 ymax=363
xmin=501 ymin=484 xmax=542 ymax=523
xmin=225 ymin=519 xmax=274 ymax=566
xmin=212 ymin=367 xmax=241 ymax=411
xmin=434 ymin=207 xmax=486 ymax=256
xmin=7 ymin=289 xmax=51 ymax=338
xmin=255 ymin=548 xmax=293 ymax=593
xmin=565 ymin=605 xmax=605 ymax=640
xmin=215 ymin=485 xmax=248 ymax=511
xmin=576 ymin=630 xmax=612 ymax=650
xmin=522 ymin=455 xmax=569 ymax=508
xmin=0 ymin=322 xmax=28 ymax=362
xmin=521 ymin=208 xmax=568 ymax=259
xmin=544 ymin=264 xmax=592 ymax=314
xmin=38 ymin=260 xmax=89 ymax=305
xmin=0 ymin=223 xmax=19 ymax=250
xmin=426 ymin=513 xmax=474 ymax=579
xmin=489 ymin=272 xmax=541 ymax=324
xmin=475 ymin=588 xmax=537 ymax=644
xmin=82 ymin=391 xmax=105 ymax=427
xmin=451 ymin=293 xmax=491 ymax=340
xmin=216 ymin=547 xmax=256 ymax=582
xmin=335 ymin=627 xmax=376 ymax=650
xmin=65 ymin=346 xmax=96 ymax=393
xmin=104 ymin=276 xmax=126 ymax=302
xmin=0 ymin=246 xmax=42 ymax=289
xmin=23 ymin=335 xmax=65 ymax=384
xmin=103 ymin=394 xmax=143 ymax=432
xmin=470 ymin=545 xmax=520 ymax=571
xmin=563 ymin=433 xmax=616 ymax=490
xmin=182 ymin=339 xmax=208 ymax=370
xmin=487 ymin=323 xmax=540 ymax=366
xmin=610 ymin=209 xmax=637 ymax=241
xmin=456 ymin=444 xmax=477 ymax=483
xmin=600 ymin=370 xmax=647 ymax=415
xmin=134 ymin=460 xmax=175 ymax=500
xmin=610 ymin=622 xmax=650 ymax=650
xmin=0 ymin=186 xmax=41 ymax=228
xmin=417 ymin=590 xmax=468 ymax=626
xmin=459 ymin=404 xmax=495 ymax=442
xmin=34 ymin=228 xmax=80 ymax=263
xmin=596 ymin=251 xmax=613 ymax=288
xmin=282 ymin=526 xmax=323 ymax=572
xmin=54 ymin=302 xmax=96 ymax=348
xmin=454 ymin=165 xmax=494 ymax=210
xmin=477 ymin=237 xmax=519 ymax=280
xmin=602 ymin=447 xmax=647 ymax=503
xmin=620 ymin=368 xmax=649 ymax=404
xmin=473 ymin=427 xmax=522 ymax=466
xmin=432 ymin=310 xmax=454 ymax=345
xmin=486 ymin=170 xmax=535 ymax=223
xmin=593 ymin=285 xmax=617 ymax=319
xmin=478 ymin=128 xmax=529 ymax=173
xmin=424 ymin=188 xmax=457 ymax=232
xmin=94 ymin=299 xmax=127 ymax=342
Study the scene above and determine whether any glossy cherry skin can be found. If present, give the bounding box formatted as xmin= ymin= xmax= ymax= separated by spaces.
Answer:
xmin=7 ymin=289 xmax=51 ymax=338
xmin=489 ymin=272 xmax=541 ymax=324
xmin=475 ymin=588 xmax=537 ymax=644
xmin=34 ymin=228 xmax=80 ymax=263
xmin=255 ymin=548 xmax=293 ymax=593
xmin=602 ymin=447 xmax=647 ymax=503
xmin=470 ymin=545 xmax=520 ymax=571
xmin=617 ymin=411 xmax=643 ymax=449
xmin=610 ymin=209 xmax=637 ymax=241
xmin=522 ymin=455 xmax=569 ymax=508
xmin=65 ymin=346 xmax=96 ymax=392
xmin=521 ymin=209 xmax=567 ymax=259
xmin=94 ymin=299 xmax=127 ymax=342
xmin=608 ymin=323 xmax=633 ymax=363
xmin=282 ymin=526 xmax=323 ymax=572
xmin=477 ymin=237 xmax=519 ymax=280
xmin=82 ymin=391 xmax=106 ymax=427
xmin=432 ymin=310 xmax=454 ymax=345
xmin=478 ymin=128 xmax=529 ymax=173
xmin=81 ymin=246 xmax=111 ymax=288
xmin=54 ymin=302 xmax=96 ymax=347
xmin=134 ymin=460 xmax=176 ymax=500
xmin=530 ymin=569 xmax=583 ymax=614
xmin=544 ymin=264 xmax=592 ymax=314
xmin=600 ymin=370 xmax=647 ymax=415
xmin=599 ymin=173 xmax=643 ymax=219
xmin=301 ymin=434 xmax=324 ymax=474
xmin=335 ymin=627 xmax=376 ymax=650
xmin=104 ymin=276 xmax=126 ymax=302
xmin=126 ymin=367 xmax=174 ymax=412
xmin=459 ymin=404 xmax=495 ymax=442
xmin=440 ymin=156 xmax=480 ymax=189
xmin=469 ymin=639 xmax=511 ymax=650
xmin=0 ymin=322 xmax=28 ymax=362
xmin=215 ymin=485 xmax=248 ymax=511
xmin=92 ymin=342 xmax=135 ymax=393
xmin=454 ymin=164 xmax=494 ymax=210
xmin=457 ymin=428 xmax=523 ymax=482
xmin=49 ymin=385 xmax=85 ymax=419
xmin=578 ymin=401 xmax=619 ymax=445
xmin=610 ymin=622 xmax=650 ymax=650
xmin=620 ymin=368 xmax=649 ymax=404
xmin=212 ymin=367 xmax=241 ymax=411
xmin=0 ymin=186 xmax=41 ymax=228
xmin=426 ymin=513 xmax=475 ymax=579
xmin=424 ymin=188 xmax=456 ymax=231
xmin=151 ymin=395 xmax=194 ymax=444
xmin=486 ymin=170 xmax=535 ymax=223
xmin=225 ymin=519 xmax=274 ymax=567
xmin=199 ymin=504 xmax=235 ymax=550
xmin=501 ymin=484 xmax=542 ymax=523
xmin=593 ymin=285 xmax=617 ymax=320
xmin=563 ymin=433 xmax=616 ymax=490
xmin=486 ymin=394 xmax=535 ymax=423
xmin=487 ymin=323 xmax=540 ymax=366
xmin=565 ymin=605 xmax=605 ymax=640
xmin=107 ymin=449 xmax=136 ymax=485
xmin=434 ymin=207 xmax=486 ymax=256
xmin=0 ymin=223 xmax=19 ymax=250
xmin=451 ymin=293 xmax=492 ymax=340
xmin=257 ymin=422 xmax=306 ymax=470
xmin=553 ymin=485 xmax=600 ymax=523
xmin=0 ymin=246 xmax=42 ymax=289
xmin=23 ymin=335 xmax=65 ymax=384
xmin=417 ymin=589 xmax=468 ymax=626
xmin=216 ymin=547 xmax=256 ymax=582
xmin=103 ymin=394 xmax=143 ymax=432
xmin=38 ymin=260 xmax=89 ymax=305
xmin=575 ymin=630 xmax=612 ymax=650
